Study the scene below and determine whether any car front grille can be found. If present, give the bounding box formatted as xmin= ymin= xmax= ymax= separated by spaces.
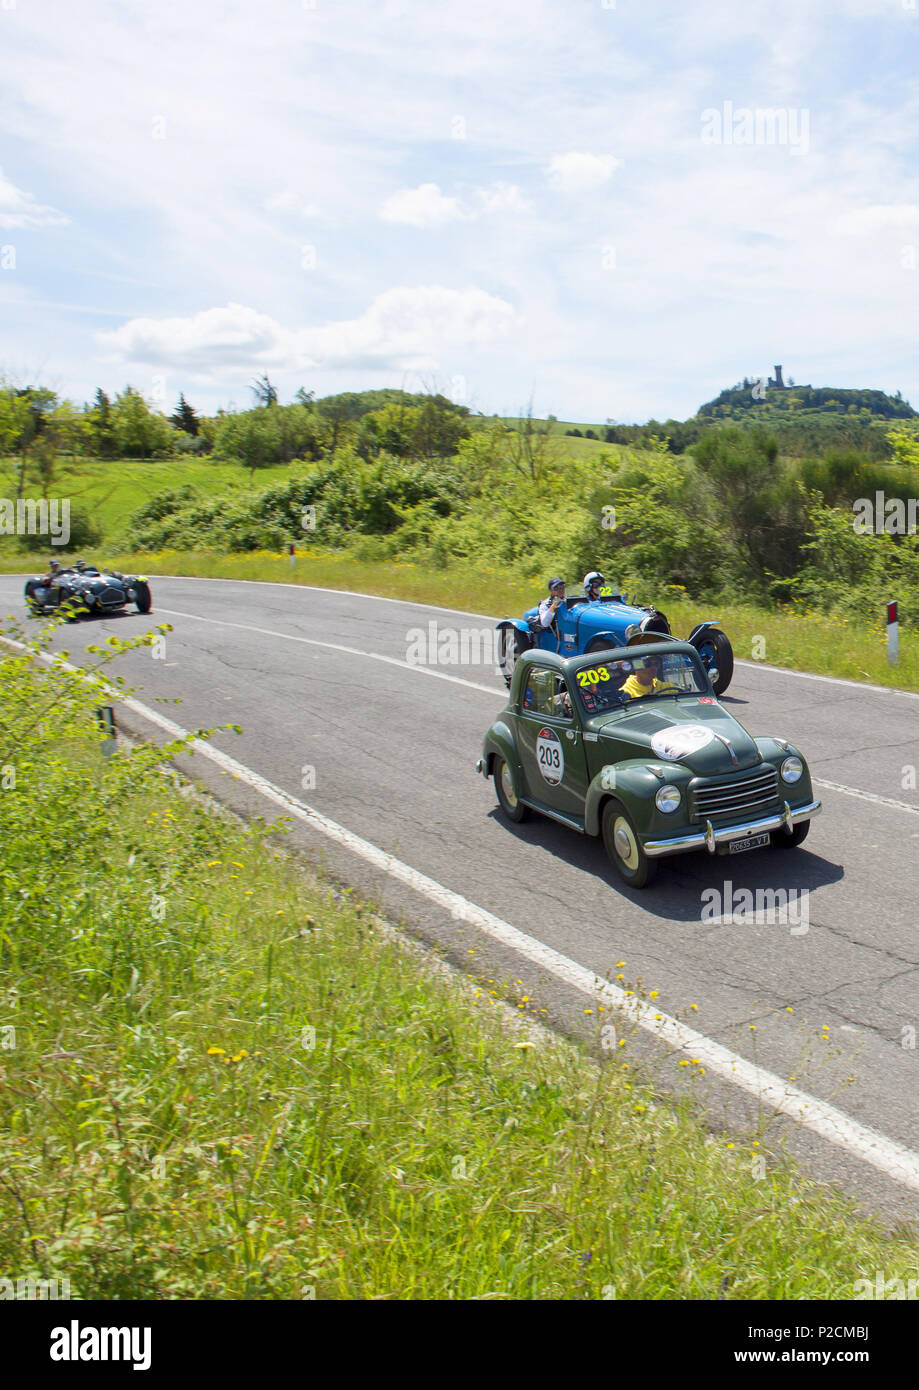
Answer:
xmin=98 ymin=587 xmax=124 ymax=605
xmin=691 ymin=766 xmax=780 ymax=822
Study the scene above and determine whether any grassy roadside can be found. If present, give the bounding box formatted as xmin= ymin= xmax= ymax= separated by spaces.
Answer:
xmin=1 ymin=622 xmax=918 ymax=1299
xmin=2 ymin=544 xmax=914 ymax=694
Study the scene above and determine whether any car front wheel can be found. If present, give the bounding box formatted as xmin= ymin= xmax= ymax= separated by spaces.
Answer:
xmin=694 ymin=628 xmax=734 ymax=695
xmin=494 ymin=756 xmax=530 ymax=823
xmin=134 ymin=581 xmax=152 ymax=614
xmin=498 ymin=626 xmax=531 ymax=688
xmin=770 ymin=819 xmax=809 ymax=849
xmin=601 ymin=799 xmax=657 ymax=888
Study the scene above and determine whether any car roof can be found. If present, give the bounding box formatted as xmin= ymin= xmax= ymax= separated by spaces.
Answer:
xmin=509 ymin=640 xmax=708 ymax=705
xmin=517 ymin=639 xmax=700 ymax=674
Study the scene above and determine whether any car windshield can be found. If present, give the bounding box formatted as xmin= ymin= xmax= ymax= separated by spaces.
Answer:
xmin=573 ymin=652 xmax=707 ymax=715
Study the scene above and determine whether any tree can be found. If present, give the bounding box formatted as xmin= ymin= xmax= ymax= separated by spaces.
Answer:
xmin=170 ymin=393 xmax=200 ymax=436
xmin=0 ymin=388 xmax=31 ymax=458
xmin=111 ymin=386 xmax=176 ymax=459
xmin=276 ymin=403 xmax=323 ymax=462
xmin=502 ymin=402 xmax=557 ymax=481
xmin=213 ymin=407 xmax=282 ymax=477
xmin=29 ymin=435 xmax=58 ymax=499
xmin=250 ymin=375 xmax=278 ymax=408
xmin=88 ymin=388 xmax=118 ymax=459
xmin=318 ymin=395 xmax=359 ymax=462
xmin=9 ymin=386 xmax=57 ymax=498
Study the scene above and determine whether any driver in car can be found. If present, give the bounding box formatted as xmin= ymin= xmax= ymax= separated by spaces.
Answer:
xmin=32 ymin=558 xmax=63 ymax=603
xmin=621 ymin=655 xmax=679 ymax=699
xmin=582 ymin=571 xmax=606 ymax=602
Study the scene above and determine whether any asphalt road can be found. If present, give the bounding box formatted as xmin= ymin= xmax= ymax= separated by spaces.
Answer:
xmin=6 ymin=573 xmax=919 ymax=1227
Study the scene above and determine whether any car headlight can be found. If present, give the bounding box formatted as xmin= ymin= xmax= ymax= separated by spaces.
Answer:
xmin=655 ymin=783 xmax=682 ymax=813
xmin=781 ymin=755 xmax=803 ymax=784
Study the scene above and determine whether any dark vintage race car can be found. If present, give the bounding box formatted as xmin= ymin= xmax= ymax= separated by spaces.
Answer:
xmin=477 ymin=639 xmax=819 ymax=888
xmin=25 ymin=561 xmax=153 ymax=620
xmin=497 ymin=585 xmax=734 ymax=694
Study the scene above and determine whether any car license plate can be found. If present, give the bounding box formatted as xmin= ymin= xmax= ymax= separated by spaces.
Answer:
xmin=728 ymin=831 xmax=770 ymax=855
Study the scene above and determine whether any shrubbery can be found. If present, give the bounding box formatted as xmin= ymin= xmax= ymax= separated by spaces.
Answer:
xmin=106 ymin=402 xmax=919 ymax=635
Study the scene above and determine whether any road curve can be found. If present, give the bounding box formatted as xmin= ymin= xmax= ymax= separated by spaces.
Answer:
xmin=5 ymin=573 xmax=919 ymax=1225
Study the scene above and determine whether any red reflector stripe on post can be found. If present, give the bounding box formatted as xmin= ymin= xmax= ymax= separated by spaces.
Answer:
xmin=888 ymin=601 xmax=898 ymax=625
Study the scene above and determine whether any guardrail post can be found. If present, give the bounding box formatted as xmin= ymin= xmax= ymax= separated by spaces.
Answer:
xmin=96 ymin=705 xmax=117 ymax=758
xmin=887 ymin=600 xmax=899 ymax=666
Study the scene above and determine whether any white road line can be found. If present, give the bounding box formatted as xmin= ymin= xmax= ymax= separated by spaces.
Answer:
xmin=813 ymin=778 xmax=919 ymax=815
xmin=10 ymin=634 xmax=919 ymax=1195
xmin=734 ymin=657 xmax=919 ymax=700
xmin=155 ymin=603 xmax=919 ymax=821
xmin=154 ymin=606 xmax=504 ymax=697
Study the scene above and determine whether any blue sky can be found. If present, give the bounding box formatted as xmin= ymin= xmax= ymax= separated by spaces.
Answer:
xmin=2 ymin=0 xmax=919 ymax=422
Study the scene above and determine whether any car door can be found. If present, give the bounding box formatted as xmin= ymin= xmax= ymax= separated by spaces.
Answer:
xmin=516 ymin=665 xmax=589 ymax=820
xmin=553 ymin=601 xmax=580 ymax=657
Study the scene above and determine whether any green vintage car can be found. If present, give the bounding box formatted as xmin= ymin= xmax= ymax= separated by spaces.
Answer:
xmin=476 ymin=640 xmax=821 ymax=888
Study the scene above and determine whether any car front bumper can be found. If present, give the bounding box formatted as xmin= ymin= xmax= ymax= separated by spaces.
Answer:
xmin=642 ymin=799 xmax=821 ymax=858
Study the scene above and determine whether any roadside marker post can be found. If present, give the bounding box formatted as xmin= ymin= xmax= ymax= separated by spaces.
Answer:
xmin=289 ymin=542 xmax=296 ymax=572
xmin=96 ymin=705 xmax=117 ymax=758
xmin=887 ymin=600 xmax=899 ymax=666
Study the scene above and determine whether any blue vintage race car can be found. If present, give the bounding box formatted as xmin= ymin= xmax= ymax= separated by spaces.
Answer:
xmin=497 ymin=582 xmax=734 ymax=694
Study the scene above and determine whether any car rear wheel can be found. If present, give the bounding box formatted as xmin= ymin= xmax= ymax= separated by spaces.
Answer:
xmin=494 ymin=756 xmax=530 ymax=823
xmin=134 ymin=581 xmax=152 ymax=614
xmin=770 ymin=820 xmax=810 ymax=849
xmin=601 ymin=798 xmax=657 ymax=888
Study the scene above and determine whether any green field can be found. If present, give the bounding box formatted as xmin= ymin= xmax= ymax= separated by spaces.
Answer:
xmin=0 ymin=454 xmax=295 ymax=546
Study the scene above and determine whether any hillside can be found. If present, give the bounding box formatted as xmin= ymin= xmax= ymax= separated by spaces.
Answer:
xmin=563 ymin=369 xmax=918 ymax=458
xmin=698 ymin=374 xmax=916 ymax=423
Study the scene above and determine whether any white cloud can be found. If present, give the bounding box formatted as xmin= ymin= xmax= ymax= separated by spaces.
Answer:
xmin=380 ymin=180 xmax=530 ymax=227
xmin=474 ymin=182 xmax=530 ymax=215
xmin=546 ymin=153 xmax=621 ymax=194
xmin=380 ymin=183 xmax=465 ymax=227
xmin=834 ymin=204 xmax=919 ymax=235
xmin=98 ymin=285 xmax=517 ymax=376
xmin=0 ymin=168 xmax=68 ymax=229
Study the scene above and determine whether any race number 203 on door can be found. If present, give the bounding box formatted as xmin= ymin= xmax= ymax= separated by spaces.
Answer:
xmin=536 ymin=727 xmax=564 ymax=785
